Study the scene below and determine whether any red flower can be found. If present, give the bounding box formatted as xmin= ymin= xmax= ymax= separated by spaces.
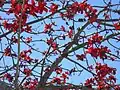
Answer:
xmin=86 ymin=46 xmax=110 ymax=59
xmin=4 ymin=73 xmax=13 ymax=82
xmin=109 ymin=75 xmax=116 ymax=83
xmin=114 ymin=22 xmax=120 ymax=30
xmin=31 ymin=79 xmax=38 ymax=85
xmin=76 ymin=54 xmax=85 ymax=61
xmin=20 ymin=49 xmax=32 ymax=62
xmin=86 ymin=47 xmax=98 ymax=58
xmin=31 ymin=0 xmax=35 ymax=6
xmin=104 ymin=13 xmax=110 ymax=20
xmin=47 ymin=38 xmax=57 ymax=50
xmin=2 ymin=21 xmax=12 ymax=30
xmin=25 ymin=37 xmax=32 ymax=43
xmin=60 ymin=25 xmax=66 ymax=32
xmin=23 ymin=68 xmax=31 ymax=76
xmin=88 ymin=33 xmax=103 ymax=46
xmin=11 ymin=36 xmax=18 ymax=43
xmin=49 ymin=3 xmax=58 ymax=13
xmin=114 ymin=85 xmax=120 ymax=90
xmin=11 ymin=0 xmax=16 ymax=5
xmin=98 ymin=46 xmax=111 ymax=59
xmin=55 ymin=67 xmax=62 ymax=74
xmin=85 ymin=63 xmax=117 ymax=89
xmin=89 ymin=15 xmax=97 ymax=23
xmin=16 ymin=4 xmax=22 ymax=14
xmin=44 ymin=23 xmax=52 ymax=33
xmin=44 ymin=67 xmax=50 ymax=72
xmin=61 ymin=73 xmax=68 ymax=79
xmin=52 ymin=77 xmax=61 ymax=84
xmin=25 ymin=25 xmax=32 ymax=33
xmin=60 ymin=1 xmax=97 ymax=22
xmin=84 ymin=78 xmax=93 ymax=88
xmin=4 ymin=48 xmax=11 ymax=56
xmin=24 ymin=56 xmax=32 ymax=62
xmin=23 ymin=79 xmax=38 ymax=90
xmin=38 ymin=1 xmax=48 ymax=14
xmin=68 ymin=29 xmax=73 ymax=38
xmin=47 ymin=37 xmax=53 ymax=45
xmin=51 ymin=42 xmax=57 ymax=50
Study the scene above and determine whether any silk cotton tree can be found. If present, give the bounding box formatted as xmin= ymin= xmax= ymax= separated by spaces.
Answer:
xmin=0 ymin=0 xmax=120 ymax=90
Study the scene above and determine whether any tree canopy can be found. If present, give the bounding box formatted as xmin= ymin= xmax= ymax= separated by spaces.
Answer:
xmin=0 ymin=0 xmax=120 ymax=90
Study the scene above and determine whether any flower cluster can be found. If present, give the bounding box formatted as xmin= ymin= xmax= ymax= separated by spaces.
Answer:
xmin=67 ymin=29 xmax=73 ymax=38
xmin=51 ymin=72 xmax=69 ymax=84
xmin=20 ymin=49 xmax=33 ymax=62
xmin=85 ymin=63 xmax=119 ymax=90
xmin=9 ymin=0 xmax=48 ymax=15
xmin=4 ymin=48 xmax=11 ymax=56
xmin=76 ymin=54 xmax=85 ymax=61
xmin=11 ymin=36 xmax=18 ymax=43
xmin=49 ymin=3 xmax=58 ymax=13
xmin=45 ymin=67 xmax=69 ymax=84
xmin=2 ymin=0 xmax=56 ymax=33
xmin=47 ymin=37 xmax=58 ymax=50
xmin=3 ymin=17 xmax=31 ymax=33
xmin=86 ymin=33 xmax=111 ymax=60
xmin=60 ymin=0 xmax=97 ymax=23
xmin=4 ymin=73 xmax=13 ymax=82
xmin=23 ymin=78 xmax=38 ymax=90
xmin=44 ymin=23 xmax=53 ymax=33
xmin=25 ymin=37 xmax=32 ymax=43
xmin=114 ymin=22 xmax=120 ymax=30
xmin=86 ymin=46 xmax=110 ymax=59
xmin=87 ymin=33 xmax=103 ymax=46
xmin=23 ymin=68 xmax=31 ymax=76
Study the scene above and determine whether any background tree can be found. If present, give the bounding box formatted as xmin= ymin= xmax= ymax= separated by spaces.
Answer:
xmin=0 ymin=0 xmax=120 ymax=90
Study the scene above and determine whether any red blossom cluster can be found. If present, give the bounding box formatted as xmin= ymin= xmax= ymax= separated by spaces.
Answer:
xmin=47 ymin=37 xmax=58 ymax=50
xmin=76 ymin=54 xmax=85 ymax=61
xmin=25 ymin=37 xmax=32 ymax=43
xmin=60 ymin=26 xmax=73 ymax=38
xmin=85 ymin=63 xmax=119 ymax=90
xmin=67 ymin=29 xmax=73 ymax=38
xmin=9 ymin=0 xmax=48 ymax=15
xmin=88 ymin=33 xmax=103 ymax=46
xmin=0 ymin=0 xmax=119 ymax=89
xmin=4 ymin=48 xmax=11 ymax=56
xmin=114 ymin=22 xmax=120 ymax=30
xmin=20 ymin=49 xmax=33 ymax=62
xmin=44 ymin=23 xmax=53 ymax=33
xmin=60 ymin=0 xmax=97 ymax=23
xmin=23 ymin=68 xmax=31 ymax=76
xmin=4 ymin=73 xmax=13 ymax=82
xmin=86 ymin=46 xmax=110 ymax=59
xmin=55 ymin=67 xmax=62 ymax=74
xmin=46 ymin=67 xmax=69 ymax=85
xmin=2 ymin=0 xmax=58 ymax=33
xmin=11 ymin=36 xmax=18 ymax=43
xmin=60 ymin=25 xmax=66 ymax=32
xmin=4 ymin=47 xmax=17 ymax=57
xmin=86 ymin=33 xmax=111 ymax=59
xmin=3 ymin=17 xmax=32 ymax=33
xmin=49 ymin=3 xmax=58 ymax=13
xmin=51 ymin=72 xmax=69 ymax=84
xmin=23 ymin=78 xmax=38 ymax=90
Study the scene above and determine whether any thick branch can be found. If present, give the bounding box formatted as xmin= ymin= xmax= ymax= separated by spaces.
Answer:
xmin=36 ymin=22 xmax=90 ymax=89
